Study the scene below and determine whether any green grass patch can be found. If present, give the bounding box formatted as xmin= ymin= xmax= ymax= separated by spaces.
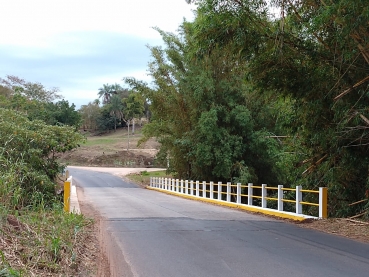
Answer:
xmin=127 ymin=170 xmax=170 ymax=186
xmin=83 ymin=128 xmax=143 ymax=147
xmin=84 ymin=137 xmax=121 ymax=147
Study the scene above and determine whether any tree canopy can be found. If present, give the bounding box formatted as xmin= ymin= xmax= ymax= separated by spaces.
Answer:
xmin=182 ymin=0 xmax=369 ymax=216
xmin=122 ymin=0 xmax=369 ymax=216
xmin=0 ymin=76 xmax=84 ymax=208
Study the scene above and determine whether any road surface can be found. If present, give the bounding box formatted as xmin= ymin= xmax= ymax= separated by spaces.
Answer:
xmin=68 ymin=167 xmax=369 ymax=277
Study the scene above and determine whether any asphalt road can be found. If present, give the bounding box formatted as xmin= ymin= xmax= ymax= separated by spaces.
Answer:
xmin=69 ymin=167 xmax=369 ymax=277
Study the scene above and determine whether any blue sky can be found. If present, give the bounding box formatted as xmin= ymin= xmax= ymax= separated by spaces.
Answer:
xmin=0 ymin=0 xmax=196 ymax=108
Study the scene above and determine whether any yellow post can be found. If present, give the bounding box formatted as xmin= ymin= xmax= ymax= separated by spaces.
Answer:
xmin=64 ymin=181 xmax=71 ymax=212
xmin=319 ymin=187 xmax=328 ymax=218
xmin=65 ymin=170 xmax=70 ymax=180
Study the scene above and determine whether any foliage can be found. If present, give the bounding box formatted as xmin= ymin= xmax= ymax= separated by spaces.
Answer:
xmin=0 ymin=108 xmax=85 ymax=208
xmin=125 ymin=26 xmax=285 ymax=184
xmin=122 ymin=92 xmax=145 ymax=122
xmin=187 ymin=0 xmax=369 ymax=216
xmin=0 ymin=75 xmax=62 ymax=102
xmin=0 ymin=207 xmax=93 ymax=275
xmin=108 ymin=94 xmax=124 ymax=131
xmin=0 ymin=79 xmax=80 ymax=129
xmin=0 ymin=77 xmax=91 ymax=275
xmin=98 ymin=83 xmax=114 ymax=104
xmin=44 ymin=100 xmax=81 ymax=129
xmin=79 ymin=101 xmax=101 ymax=130
xmin=96 ymin=105 xmax=116 ymax=132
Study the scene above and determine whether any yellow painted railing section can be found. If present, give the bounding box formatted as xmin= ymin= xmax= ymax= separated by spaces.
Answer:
xmin=64 ymin=180 xmax=71 ymax=212
xmin=150 ymin=177 xmax=328 ymax=219
xmin=61 ymin=170 xmax=71 ymax=213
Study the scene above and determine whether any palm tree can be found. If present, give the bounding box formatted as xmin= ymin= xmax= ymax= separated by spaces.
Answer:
xmin=98 ymin=84 xmax=113 ymax=104
xmin=110 ymin=83 xmax=122 ymax=94
xmin=108 ymin=95 xmax=123 ymax=131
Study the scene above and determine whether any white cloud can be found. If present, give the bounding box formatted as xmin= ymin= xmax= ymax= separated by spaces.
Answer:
xmin=0 ymin=0 xmax=195 ymax=108
xmin=1 ymin=0 xmax=195 ymax=46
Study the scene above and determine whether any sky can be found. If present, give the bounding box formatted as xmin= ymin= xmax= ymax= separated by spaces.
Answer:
xmin=0 ymin=0 xmax=196 ymax=108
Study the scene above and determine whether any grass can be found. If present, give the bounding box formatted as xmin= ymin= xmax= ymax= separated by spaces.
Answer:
xmin=84 ymin=137 xmax=121 ymax=147
xmin=0 ymin=204 xmax=96 ymax=276
xmin=127 ymin=170 xmax=170 ymax=186
xmin=83 ymin=128 xmax=143 ymax=147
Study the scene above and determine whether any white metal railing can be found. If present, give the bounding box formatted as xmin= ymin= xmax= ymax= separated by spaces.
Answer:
xmin=149 ymin=177 xmax=328 ymax=218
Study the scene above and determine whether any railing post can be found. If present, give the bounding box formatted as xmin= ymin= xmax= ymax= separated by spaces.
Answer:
xmin=190 ymin=180 xmax=194 ymax=195
xmin=319 ymin=187 xmax=328 ymax=218
xmin=166 ymin=178 xmax=169 ymax=190
xmin=218 ymin=182 xmax=222 ymax=201
xmin=278 ymin=185 xmax=283 ymax=211
xmin=180 ymin=180 xmax=184 ymax=193
xmin=64 ymin=180 xmax=71 ymax=212
xmin=203 ymin=181 xmax=207 ymax=198
xmin=176 ymin=179 xmax=179 ymax=192
xmin=296 ymin=186 xmax=302 ymax=214
xmin=196 ymin=181 xmax=199 ymax=197
xmin=226 ymin=182 xmax=231 ymax=202
xmin=160 ymin=178 xmax=163 ymax=189
xmin=150 ymin=177 xmax=152 ymax=187
xmin=237 ymin=183 xmax=241 ymax=204
xmin=248 ymin=183 xmax=253 ymax=206
xmin=172 ymin=179 xmax=175 ymax=191
xmin=261 ymin=184 xmax=267 ymax=208
xmin=185 ymin=180 xmax=188 ymax=195
xmin=210 ymin=181 xmax=214 ymax=199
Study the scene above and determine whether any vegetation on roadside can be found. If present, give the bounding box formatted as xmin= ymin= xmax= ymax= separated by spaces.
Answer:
xmin=127 ymin=170 xmax=170 ymax=186
xmin=122 ymin=0 xmax=369 ymax=218
xmin=0 ymin=77 xmax=94 ymax=275
xmin=0 ymin=207 xmax=95 ymax=276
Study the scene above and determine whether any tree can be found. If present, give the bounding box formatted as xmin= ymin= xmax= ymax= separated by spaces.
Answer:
xmin=93 ymin=98 xmax=100 ymax=106
xmin=43 ymin=100 xmax=81 ymax=129
xmin=187 ymin=0 xmax=369 ymax=216
xmin=108 ymin=94 xmax=124 ymax=131
xmin=98 ymin=83 xmax=114 ymax=104
xmin=122 ymin=92 xmax=145 ymax=150
xmin=125 ymin=26 xmax=284 ymax=183
xmin=96 ymin=106 xmax=115 ymax=132
xmin=79 ymin=102 xmax=101 ymax=130
xmin=0 ymin=75 xmax=62 ymax=102
xmin=0 ymin=108 xmax=84 ymax=207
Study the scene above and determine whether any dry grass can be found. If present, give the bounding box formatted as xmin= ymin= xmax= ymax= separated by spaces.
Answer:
xmin=59 ymin=127 xmax=160 ymax=167
xmin=0 ymin=207 xmax=98 ymax=276
xmin=299 ymin=218 xmax=369 ymax=243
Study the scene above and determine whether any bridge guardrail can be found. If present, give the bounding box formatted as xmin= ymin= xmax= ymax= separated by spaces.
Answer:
xmin=149 ymin=177 xmax=327 ymax=219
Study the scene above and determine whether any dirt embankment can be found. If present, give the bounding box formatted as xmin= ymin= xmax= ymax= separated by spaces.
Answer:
xmin=59 ymin=127 xmax=161 ymax=168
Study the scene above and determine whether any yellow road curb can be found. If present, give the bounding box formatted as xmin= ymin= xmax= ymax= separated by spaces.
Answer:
xmin=147 ymin=186 xmax=312 ymax=221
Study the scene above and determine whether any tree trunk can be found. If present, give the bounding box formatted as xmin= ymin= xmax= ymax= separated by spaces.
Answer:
xmin=127 ymin=120 xmax=130 ymax=151
xmin=132 ymin=118 xmax=135 ymax=135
